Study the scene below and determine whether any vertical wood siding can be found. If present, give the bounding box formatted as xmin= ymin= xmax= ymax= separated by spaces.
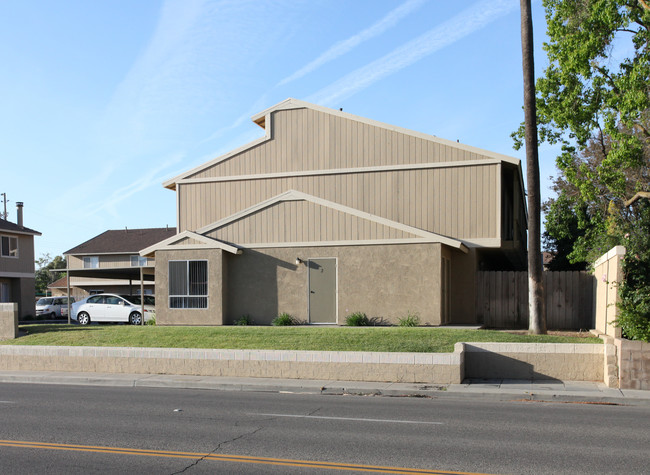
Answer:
xmin=205 ymin=201 xmax=417 ymax=244
xmin=187 ymin=109 xmax=484 ymax=179
xmin=476 ymin=271 xmax=595 ymax=330
xmin=178 ymin=164 xmax=498 ymax=240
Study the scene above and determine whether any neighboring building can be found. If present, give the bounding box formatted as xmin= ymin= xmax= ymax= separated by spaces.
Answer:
xmin=0 ymin=202 xmax=41 ymax=319
xmin=142 ymin=98 xmax=527 ymax=326
xmin=62 ymin=228 xmax=176 ymax=298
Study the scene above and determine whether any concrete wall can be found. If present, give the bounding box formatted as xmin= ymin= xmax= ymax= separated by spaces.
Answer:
xmin=616 ymin=338 xmax=650 ymax=390
xmin=0 ymin=346 xmax=462 ymax=384
xmin=0 ymin=303 xmax=18 ymax=340
xmin=0 ymin=342 xmax=607 ymax=384
xmin=155 ymin=248 xmax=224 ymax=325
xmin=462 ymin=342 xmax=604 ymax=381
xmin=593 ymin=246 xmax=625 ymax=337
xmin=224 ymin=243 xmax=445 ymax=325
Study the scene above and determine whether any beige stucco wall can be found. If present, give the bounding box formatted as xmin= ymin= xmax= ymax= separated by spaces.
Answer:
xmin=155 ymin=248 xmax=224 ymax=325
xmin=223 ymin=243 xmax=447 ymax=325
xmin=449 ymin=247 xmax=478 ymax=324
xmin=593 ymin=246 xmax=625 ymax=337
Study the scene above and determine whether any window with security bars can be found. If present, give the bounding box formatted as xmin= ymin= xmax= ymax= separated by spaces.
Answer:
xmin=169 ymin=260 xmax=208 ymax=309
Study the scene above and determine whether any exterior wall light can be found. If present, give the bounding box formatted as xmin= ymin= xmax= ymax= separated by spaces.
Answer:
xmin=296 ymin=257 xmax=304 ymax=265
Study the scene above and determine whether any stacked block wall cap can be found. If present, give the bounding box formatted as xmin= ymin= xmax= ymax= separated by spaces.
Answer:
xmin=594 ymin=245 xmax=626 ymax=268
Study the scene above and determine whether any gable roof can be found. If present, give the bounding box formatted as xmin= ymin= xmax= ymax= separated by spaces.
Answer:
xmin=0 ymin=218 xmax=41 ymax=236
xmin=64 ymin=227 xmax=176 ymax=255
xmin=139 ymin=230 xmax=242 ymax=257
xmin=162 ymin=98 xmax=521 ymax=190
xmin=196 ymin=190 xmax=468 ymax=252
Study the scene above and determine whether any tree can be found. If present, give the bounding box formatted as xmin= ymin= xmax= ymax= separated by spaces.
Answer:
xmin=520 ymin=0 xmax=547 ymax=334
xmin=617 ymin=199 xmax=650 ymax=341
xmin=513 ymin=0 xmax=649 ymax=204
xmin=541 ymin=125 xmax=649 ymax=267
xmin=35 ymin=254 xmax=66 ymax=296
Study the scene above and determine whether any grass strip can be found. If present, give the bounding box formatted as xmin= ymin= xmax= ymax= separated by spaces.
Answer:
xmin=3 ymin=325 xmax=602 ymax=353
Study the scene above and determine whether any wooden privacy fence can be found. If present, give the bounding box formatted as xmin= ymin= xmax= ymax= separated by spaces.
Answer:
xmin=476 ymin=271 xmax=594 ymax=330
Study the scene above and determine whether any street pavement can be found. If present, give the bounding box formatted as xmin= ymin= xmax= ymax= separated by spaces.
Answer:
xmin=0 ymin=370 xmax=648 ymax=406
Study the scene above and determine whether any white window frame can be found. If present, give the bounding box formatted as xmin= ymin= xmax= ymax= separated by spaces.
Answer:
xmin=83 ymin=256 xmax=99 ymax=269
xmin=130 ymin=255 xmax=148 ymax=267
xmin=168 ymin=260 xmax=208 ymax=309
xmin=1 ymin=235 xmax=18 ymax=258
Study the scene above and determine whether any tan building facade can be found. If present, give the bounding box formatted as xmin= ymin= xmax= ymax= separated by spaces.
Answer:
xmin=144 ymin=99 xmax=527 ymax=325
xmin=0 ymin=203 xmax=41 ymax=319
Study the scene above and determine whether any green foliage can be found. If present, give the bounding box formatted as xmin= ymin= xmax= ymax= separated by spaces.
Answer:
xmin=271 ymin=312 xmax=297 ymax=326
xmin=398 ymin=312 xmax=420 ymax=327
xmin=5 ymin=325 xmax=602 ymax=353
xmin=345 ymin=312 xmax=370 ymax=326
xmin=235 ymin=315 xmax=253 ymax=326
xmin=617 ymin=201 xmax=650 ymax=341
xmin=524 ymin=1 xmax=650 ymax=268
xmin=145 ymin=316 xmax=156 ymax=326
xmin=35 ymin=254 xmax=66 ymax=296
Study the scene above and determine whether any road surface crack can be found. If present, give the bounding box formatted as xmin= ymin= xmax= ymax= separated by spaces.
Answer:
xmin=170 ymin=426 xmax=264 ymax=474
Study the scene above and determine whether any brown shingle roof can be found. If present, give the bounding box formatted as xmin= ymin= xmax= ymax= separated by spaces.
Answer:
xmin=64 ymin=227 xmax=176 ymax=255
xmin=0 ymin=218 xmax=41 ymax=236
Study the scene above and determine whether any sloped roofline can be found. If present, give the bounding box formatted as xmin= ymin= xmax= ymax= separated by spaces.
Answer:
xmin=139 ymin=230 xmax=242 ymax=257
xmin=162 ymin=98 xmax=521 ymax=190
xmin=195 ymin=189 xmax=468 ymax=253
xmin=0 ymin=218 xmax=41 ymax=236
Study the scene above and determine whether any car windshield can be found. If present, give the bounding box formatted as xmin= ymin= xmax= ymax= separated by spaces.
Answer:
xmin=120 ymin=295 xmax=155 ymax=306
xmin=36 ymin=298 xmax=53 ymax=305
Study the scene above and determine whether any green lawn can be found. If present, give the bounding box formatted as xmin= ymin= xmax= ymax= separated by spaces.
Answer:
xmin=3 ymin=325 xmax=602 ymax=353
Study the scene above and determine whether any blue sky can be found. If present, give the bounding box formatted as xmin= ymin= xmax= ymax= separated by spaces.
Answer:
xmin=0 ymin=0 xmax=557 ymax=261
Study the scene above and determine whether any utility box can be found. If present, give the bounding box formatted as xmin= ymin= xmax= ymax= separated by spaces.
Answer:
xmin=0 ymin=303 xmax=18 ymax=340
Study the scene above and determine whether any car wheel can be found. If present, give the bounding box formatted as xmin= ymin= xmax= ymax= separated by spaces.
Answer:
xmin=78 ymin=312 xmax=90 ymax=325
xmin=129 ymin=312 xmax=142 ymax=325
xmin=49 ymin=312 xmax=56 ymax=319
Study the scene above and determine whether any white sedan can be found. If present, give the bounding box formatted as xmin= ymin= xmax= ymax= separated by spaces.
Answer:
xmin=73 ymin=294 xmax=155 ymax=325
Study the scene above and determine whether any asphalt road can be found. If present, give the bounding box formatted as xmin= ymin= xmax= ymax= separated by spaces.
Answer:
xmin=0 ymin=383 xmax=648 ymax=474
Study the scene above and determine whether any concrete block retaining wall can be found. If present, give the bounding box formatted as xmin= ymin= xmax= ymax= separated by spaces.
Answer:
xmin=0 ymin=346 xmax=463 ymax=384
xmin=616 ymin=338 xmax=650 ymax=390
xmin=0 ymin=303 xmax=18 ymax=341
xmin=462 ymin=342 xmax=604 ymax=381
xmin=0 ymin=342 xmax=607 ymax=384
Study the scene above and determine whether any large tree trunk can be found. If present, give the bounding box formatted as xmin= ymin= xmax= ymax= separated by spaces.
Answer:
xmin=520 ymin=0 xmax=546 ymax=334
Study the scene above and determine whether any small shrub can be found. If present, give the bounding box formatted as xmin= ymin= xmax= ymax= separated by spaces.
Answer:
xmin=398 ymin=312 xmax=420 ymax=327
xmin=235 ymin=315 xmax=253 ymax=326
xmin=345 ymin=312 xmax=369 ymax=326
xmin=272 ymin=312 xmax=296 ymax=326
xmin=146 ymin=316 xmax=156 ymax=326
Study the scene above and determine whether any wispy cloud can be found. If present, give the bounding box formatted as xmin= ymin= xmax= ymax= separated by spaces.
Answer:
xmin=307 ymin=0 xmax=518 ymax=107
xmin=81 ymin=154 xmax=185 ymax=219
xmin=278 ymin=0 xmax=427 ymax=86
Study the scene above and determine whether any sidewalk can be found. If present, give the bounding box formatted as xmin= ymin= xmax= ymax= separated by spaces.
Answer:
xmin=1 ymin=370 xmax=648 ymax=406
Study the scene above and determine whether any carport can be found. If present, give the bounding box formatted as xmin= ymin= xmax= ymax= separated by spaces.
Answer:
xmin=61 ymin=266 xmax=156 ymax=325
xmin=60 ymin=227 xmax=177 ymax=325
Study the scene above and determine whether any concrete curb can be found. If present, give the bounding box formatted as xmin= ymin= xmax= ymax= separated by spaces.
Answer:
xmin=1 ymin=371 xmax=649 ymax=406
